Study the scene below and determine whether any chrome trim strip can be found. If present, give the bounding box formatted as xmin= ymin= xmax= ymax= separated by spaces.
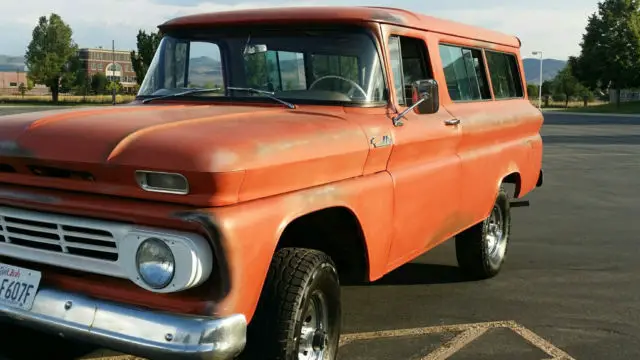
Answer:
xmin=0 ymin=287 xmax=247 ymax=360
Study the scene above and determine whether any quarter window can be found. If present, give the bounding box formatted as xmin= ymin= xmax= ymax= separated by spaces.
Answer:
xmin=485 ymin=51 xmax=524 ymax=99
xmin=439 ymin=44 xmax=491 ymax=101
xmin=388 ymin=35 xmax=432 ymax=106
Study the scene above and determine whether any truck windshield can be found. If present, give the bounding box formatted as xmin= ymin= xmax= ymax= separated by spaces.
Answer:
xmin=137 ymin=27 xmax=387 ymax=106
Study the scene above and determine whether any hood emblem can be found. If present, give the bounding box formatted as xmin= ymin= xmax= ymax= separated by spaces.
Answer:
xmin=370 ymin=135 xmax=393 ymax=148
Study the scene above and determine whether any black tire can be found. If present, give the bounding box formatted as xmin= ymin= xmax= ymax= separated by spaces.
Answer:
xmin=241 ymin=248 xmax=341 ymax=360
xmin=455 ymin=187 xmax=511 ymax=280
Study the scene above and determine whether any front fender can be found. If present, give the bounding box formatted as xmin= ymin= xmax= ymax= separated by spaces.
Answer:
xmin=205 ymin=171 xmax=394 ymax=322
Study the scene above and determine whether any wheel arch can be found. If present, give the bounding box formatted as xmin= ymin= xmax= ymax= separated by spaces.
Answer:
xmin=501 ymin=171 xmax=522 ymax=198
xmin=275 ymin=205 xmax=370 ymax=284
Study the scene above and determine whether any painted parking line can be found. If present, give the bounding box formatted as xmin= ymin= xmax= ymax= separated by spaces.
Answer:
xmin=339 ymin=320 xmax=576 ymax=360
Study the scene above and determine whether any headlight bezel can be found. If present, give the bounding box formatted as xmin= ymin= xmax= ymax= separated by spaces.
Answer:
xmin=119 ymin=228 xmax=213 ymax=293
xmin=135 ymin=237 xmax=176 ymax=289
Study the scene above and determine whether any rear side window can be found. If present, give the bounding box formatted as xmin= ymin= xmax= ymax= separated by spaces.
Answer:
xmin=438 ymin=44 xmax=491 ymax=102
xmin=485 ymin=51 xmax=524 ymax=99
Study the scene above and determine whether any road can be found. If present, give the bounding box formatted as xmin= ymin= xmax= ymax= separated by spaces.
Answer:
xmin=0 ymin=107 xmax=639 ymax=359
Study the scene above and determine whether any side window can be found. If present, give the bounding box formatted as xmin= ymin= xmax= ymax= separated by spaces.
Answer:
xmin=187 ymin=42 xmax=223 ymax=89
xmin=439 ymin=44 xmax=491 ymax=101
xmin=485 ymin=51 xmax=524 ymax=99
xmin=388 ymin=35 xmax=432 ymax=106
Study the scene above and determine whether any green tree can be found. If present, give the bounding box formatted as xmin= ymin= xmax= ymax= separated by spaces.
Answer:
xmin=91 ymin=72 xmax=108 ymax=95
xmin=541 ymin=80 xmax=553 ymax=96
xmin=527 ymin=84 xmax=539 ymax=99
xmin=553 ymin=64 xmax=581 ymax=108
xmin=571 ymin=0 xmax=640 ymax=107
xmin=130 ymin=30 xmax=162 ymax=85
xmin=106 ymin=80 xmax=122 ymax=94
xmin=24 ymin=14 xmax=78 ymax=103
xmin=59 ymin=54 xmax=82 ymax=94
xmin=73 ymin=69 xmax=91 ymax=98
xmin=18 ymin=83 xmax=27 ymax=98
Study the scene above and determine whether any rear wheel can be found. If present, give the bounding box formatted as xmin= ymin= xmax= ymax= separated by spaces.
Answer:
xmin=242 ymin=248 xmax=341 ymax=360
xmin=455 ymin=187 xmax=511 ymax=279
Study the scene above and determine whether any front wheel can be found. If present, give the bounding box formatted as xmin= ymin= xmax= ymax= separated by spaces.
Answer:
xmin=242 ymin=248 xmax=341 ymax=360
xmin=455 ymin=187 xmax=511 ymax=279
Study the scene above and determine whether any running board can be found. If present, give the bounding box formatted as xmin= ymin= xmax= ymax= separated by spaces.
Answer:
xmin=510 ymin=201 xmax=530 ymax=208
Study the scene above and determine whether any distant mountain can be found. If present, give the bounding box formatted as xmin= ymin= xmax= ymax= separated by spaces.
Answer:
xmin=523 ymin=58 xmax=566 ymax=84
xmin=188 ymin=56 xmax=223 ymax=86
xmin=0 ymin=55 xmax=26 ymax=72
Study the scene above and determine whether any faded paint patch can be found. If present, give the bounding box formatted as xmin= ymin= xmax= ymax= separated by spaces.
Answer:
xmin=255 ymin=138 xmax=311 ymax=156
xmin=0 ymin=141 xmax=32 ymax=157
xmin=370 ymin=10 xmax=407 ymax=24
xmin=211 ymin=150 xmax=240 ymax=169
xmin=0 ymin=188 xmax=60 ymax=204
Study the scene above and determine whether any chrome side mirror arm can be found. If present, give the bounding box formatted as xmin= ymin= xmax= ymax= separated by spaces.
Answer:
xmin=392 ymin=95 xmax=428 ymax=127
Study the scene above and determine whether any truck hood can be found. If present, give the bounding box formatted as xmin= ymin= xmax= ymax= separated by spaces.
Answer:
xmin=0 ymin=104 xmax=370 ymax=206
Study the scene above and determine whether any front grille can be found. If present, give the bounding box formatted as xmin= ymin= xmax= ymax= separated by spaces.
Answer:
xmin=0 ymin=212 xmax=118 ymax=261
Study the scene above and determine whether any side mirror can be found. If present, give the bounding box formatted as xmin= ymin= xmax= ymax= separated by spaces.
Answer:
xmin=411 ymin=79 xmax=439 ymax=114
xmin=392 ymin=79 xmax=440 ymax=126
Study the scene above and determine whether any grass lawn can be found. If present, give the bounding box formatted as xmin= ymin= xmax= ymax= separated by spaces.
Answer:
xmin=554 ymin=101 xmax=640 ymax=114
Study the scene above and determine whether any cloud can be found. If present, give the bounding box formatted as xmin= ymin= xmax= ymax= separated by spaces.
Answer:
xmin=0 ymin=0 xmax=599 ymax=60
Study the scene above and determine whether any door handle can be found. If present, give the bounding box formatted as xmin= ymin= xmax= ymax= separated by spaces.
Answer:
xmin=444 ymin=118 xmax=461 ymax=126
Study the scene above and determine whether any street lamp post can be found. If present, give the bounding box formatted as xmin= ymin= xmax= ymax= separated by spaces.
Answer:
xmin=112 ymin=40 xmax=116 ymax=106
xmin=532 ymin=51 xmax=543 ymax=109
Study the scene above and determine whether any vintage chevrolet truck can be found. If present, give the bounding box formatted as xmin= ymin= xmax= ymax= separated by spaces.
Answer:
xmin=0 ymin=6 xmax=543 ymax=360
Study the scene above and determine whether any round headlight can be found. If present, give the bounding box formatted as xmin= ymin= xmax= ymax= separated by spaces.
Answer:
xmin=136 ymin=238 xmax=175 ymax=289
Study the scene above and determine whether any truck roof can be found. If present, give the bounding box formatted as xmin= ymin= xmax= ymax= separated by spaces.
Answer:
xmin=159 ymin=6 xmax=521 ymax=48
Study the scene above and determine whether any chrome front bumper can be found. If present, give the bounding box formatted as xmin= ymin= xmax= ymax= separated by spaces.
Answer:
xmin=0 ymin=287 xmax=247 ymax=360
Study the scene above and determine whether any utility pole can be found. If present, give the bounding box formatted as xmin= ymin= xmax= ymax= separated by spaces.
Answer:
xmin=112 ymin=40 xmax=116 ymax=105
xmin=532 ymin=51 xmax=544 ymax=109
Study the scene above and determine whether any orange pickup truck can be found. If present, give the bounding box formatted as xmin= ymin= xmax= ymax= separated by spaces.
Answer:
xmin=0 ymin=6 xmax=543 ymax=360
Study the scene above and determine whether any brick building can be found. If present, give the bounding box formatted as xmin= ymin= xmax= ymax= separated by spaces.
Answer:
xmin=78 ymin=47 xmax=138 ymax=93
xmin=0 ymin=70 xmax=48 ymax=95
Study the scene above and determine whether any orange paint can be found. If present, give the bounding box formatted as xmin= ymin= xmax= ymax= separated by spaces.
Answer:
xmin=0 ymin=6 xmax=543 ymax=328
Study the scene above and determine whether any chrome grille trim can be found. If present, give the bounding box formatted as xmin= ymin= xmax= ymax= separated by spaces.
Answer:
xmin=0 ymin=206 xmax=132 ymax=279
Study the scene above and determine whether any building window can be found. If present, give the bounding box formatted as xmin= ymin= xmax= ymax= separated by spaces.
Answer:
xmin=485 ymin=51 xmax=524 ymax=99
xmin=439 ymin=44 xmax=491 ymax=102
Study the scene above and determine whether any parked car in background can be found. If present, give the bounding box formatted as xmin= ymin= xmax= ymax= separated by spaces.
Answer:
xmin=0 ymin=6 xmax=543 ymax=360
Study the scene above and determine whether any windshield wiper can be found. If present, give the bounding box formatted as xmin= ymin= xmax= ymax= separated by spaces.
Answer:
xmin=227 ymin=87 xmax=296 ymax=109
xmin=141 ymin=88 xmax=222 ymax=104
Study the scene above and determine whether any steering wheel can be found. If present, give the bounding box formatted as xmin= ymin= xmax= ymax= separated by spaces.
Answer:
xmin=309 ymin=75 xmax=368 ymax=99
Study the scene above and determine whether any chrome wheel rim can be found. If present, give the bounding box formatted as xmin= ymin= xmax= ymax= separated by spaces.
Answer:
xmin=298 ymin=292 xmax=329 ymax=360
xmin=486 ymin=204 xmax=506 ymax=266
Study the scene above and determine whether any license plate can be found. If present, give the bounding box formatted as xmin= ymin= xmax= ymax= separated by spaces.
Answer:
xmin=0 ymin=263 xmax=41 ymax=311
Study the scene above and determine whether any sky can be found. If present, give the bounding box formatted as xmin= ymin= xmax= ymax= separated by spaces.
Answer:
xmin=0 ymin=0 xmax=600 ymax=61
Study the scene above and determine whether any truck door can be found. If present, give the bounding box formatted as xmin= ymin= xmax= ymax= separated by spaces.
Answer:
xmin=382 ymin=28 xmax=464 ymax=270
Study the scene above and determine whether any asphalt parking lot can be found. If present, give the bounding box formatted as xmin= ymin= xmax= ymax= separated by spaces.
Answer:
xmin=0 ymin=107 xmax=639 ymax=359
